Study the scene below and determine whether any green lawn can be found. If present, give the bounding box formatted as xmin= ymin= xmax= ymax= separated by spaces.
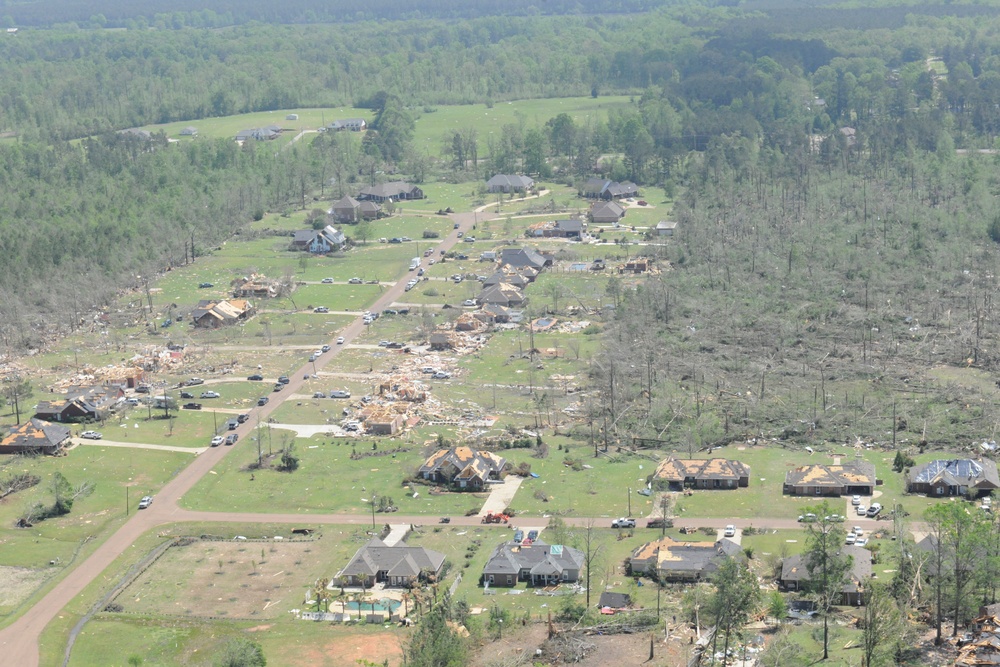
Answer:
xmin=136 ymin=107 xmax=372 ymax=141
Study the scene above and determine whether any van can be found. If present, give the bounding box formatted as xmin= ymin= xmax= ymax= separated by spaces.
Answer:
xmin=409 ymin=257 xmax=420 ymax=271
xmin=480 ymin=251 xmax=496 ymax=261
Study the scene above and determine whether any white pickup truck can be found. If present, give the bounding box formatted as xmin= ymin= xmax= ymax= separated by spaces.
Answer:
xmin=611 ymin=517 xmax=636 ymax=528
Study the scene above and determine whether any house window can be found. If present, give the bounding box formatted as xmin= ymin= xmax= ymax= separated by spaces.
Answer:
xmin=489 ymin=575 xmax=494 ymax=584
xmin=507 ymin=576 xmax=512 ymax=585
xmin=937 ymin=487 xmax=944 ymax=495
xmin=562 ymin=571 xmax=569 ymax=581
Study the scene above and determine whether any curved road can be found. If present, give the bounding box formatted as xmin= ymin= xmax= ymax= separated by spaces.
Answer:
xmin=0 ymin=210 xmax=496 ymax=667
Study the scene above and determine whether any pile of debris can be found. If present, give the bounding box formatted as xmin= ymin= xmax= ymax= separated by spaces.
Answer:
xmin=956 ymin=604 xmax=1000 ymax=666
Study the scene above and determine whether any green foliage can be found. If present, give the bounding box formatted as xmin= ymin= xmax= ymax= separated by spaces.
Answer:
xmin=708 ymin=555 xmax=761 ymax=660
xmin=278 ymin=442 xmax=299 ymax=472
xmin=766 ymin=590 xmax=787 ymax=624
xmin=555 ymin=596 xmax=587 ymax=622
xmin=892 ymin=450 xmax=915 ymax=473
xmin=405 ymin=596 xmax=467 ymax=667
xmin=51 ymin=472 xmax=75 ymax=516
xmin=213 ymin=637 xmax=266 ymax=667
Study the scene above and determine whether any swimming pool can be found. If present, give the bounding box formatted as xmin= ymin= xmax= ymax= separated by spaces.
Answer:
xmin=534 ymin=318 xmax=555 ymax=328
xmin=345 ymin=598 xmax=401 ymax=613
xmin=569 ymin=263 xmax=589 ymax=271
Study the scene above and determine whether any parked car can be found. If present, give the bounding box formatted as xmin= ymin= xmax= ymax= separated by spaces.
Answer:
xmin=330 ymin=390 xmax=351 ymax=399
xmin=454 ymin=222 xmax=460 ymax=229
xmin=432 ymin=371 xmax=452 ymax=379
xmin=227 ymin=419 xmax=239 ymax=430
xmin=180 ymin=391 xmax=195 ymax=399
xmin=314 ymin=306 xmax=329 ymax=313
xmin=247 ymin=374 xmax=264 ymax=381
xmin=198 ymin=282 xmax=214 ymax=288
xmin=135 ymin=385 xmax=151 ymax=394
xmin=336 ymin=337 xmax=345 ymax=345
xmin=278 ymin=376 xmax=290 ymax=384
xmin=257 ymin=397 xmax=269 ymax=406
xmin=321 ymin=344 xmax=330 ymax=352
xmin=185 ymin=378 xmax=205 ymax=386
xmin=856 ymin=505 xmax=867 ymax=516
xmin=225 ymin=433 xmax=239 ymax=445
xmin=81 ymin=430 xmax=103 ymax=440
xmin=273 ymin=384 xmax=284 ymax=392
xmin=200 ymin=391 xmax=220 ymax=399
xmin=724 ymin=525 xmax=737 ymax=537
xmin=125 ymin=397 xmax=141 ymax=406
xmin=866 ymin=503 xmax=882 ymax=517
xmin=845 ymin=531 xmax=857 ymax=545
xmin=138 ymin=496 xmax=153 ymax=509
xmin=378 ymin=340 xmax=390 ymax=347
xmin=463 ymin=236 xmax=475 ymax=243
xmin=348 ymin=277 xmax=363 ymax=284
xmin=387 ymin=342 xmax=404 ymax=349
xmin=456 ymin=231 xmax=464 ymax=238
xmin=798 ymin=513 xmax=817 ymax=523
xmin=851 ymin=495 xmax=862 ymax=506
xmin=527 ymin=530 xmax=539 ymax=541
xmin=513 ymin=530 xmax=525 ymax=543
xmin=313 ymin=391 xmax=326 ymax=398
xmin=237 ymin=413 xmax=250 ymax=423
xmin=183 ymin=402 xmax=202 ymax=410
xmin=462 ymin=299 xmax=477 ymax=307
xmin=321 ymin=277 xmax=334 ymax=284
xmin=611 ymin=518 xmax=636 ymax=528
xmin=210 ymin=436 xmax=224 ymax=447
xmin=854 ymin=537 xmax=868 ymax=547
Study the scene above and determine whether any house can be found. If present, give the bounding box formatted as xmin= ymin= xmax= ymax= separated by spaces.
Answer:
xmin=235 ymin=127 xmax=280 ymax=142
xmin=285 ymin=113 xmax=299 ymax=120
xmin=477 ymin=284 xmax=525 ymax=307
xmin=907 ymin=459 xmax=1000 ymax=497
xmin=483 ymin=269 xmax=530 ymax=290
xmin=232 ymin=274 xmax=286 ymax=299
xmin=487 ymin=174 xmax=535 ymax=194
xmin=590 ymin=201 xmax=626 ymax=224
xmin=618 ymin=257 xmax=652 ymax=274
xmin=652 ymin=456 xmax=751 ymax=491
xmin=359 ymin=201 xmax=382 ymax=220
xmin=189 ymin=299 xmax=255 ymax=328
xmin=779 ymin=545 xmax=872 ymax=606
xmin=482 ymin=541 xmax=584 ymax=587
xmin=336 ymin=538 xmax=445 ymax=587
xmin=428 ymin=332 xmax=454 ymax=351
xmin=418 ymin=447 xmax=506 ymax=489
xmin=361 ymin=407 xmax=406 ymax=435
xmin=655 ymin=221 xmax=677 ymax=236
xmin=783 ymin=460 xmax=877 ymax=497
xmin=481 ymin=303 xmax=511 ymax=323
xmin=330 ymin=196 xmax=361 ymax=224
xmin=0 ymin=419 xmax=71 ymax=455
xmin=499 ymin=248 xmax=550 ymax=271
xmin=582 ymin=178 xmax=638 ymax=200
xmin=329 ymin=118 xmax=368 ymax=132
xmin=629 ymin=536 xmax=742 ymax=581
xmin=289 ymin=225 xmax=346 ymax=253
xmin=180 ymin=126 xmax=198 ymax=137
xmin=357 ymin=181 xmax=424 ymax=203
xmin=34 ymin=385 xmax=124 ymax=423
xmin=598 ymin=591 xmax=632 ymax=610
xmin=552 ymin=219 xmax=584 ymax=239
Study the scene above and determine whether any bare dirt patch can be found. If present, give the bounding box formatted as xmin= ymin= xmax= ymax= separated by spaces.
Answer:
xmin=0 ymin=566 xmax=49 ymax=608
xmin=116 ymin=538 xmax=329 ymax=619
xmin=293 ymin=630 xmax=405 ymax=667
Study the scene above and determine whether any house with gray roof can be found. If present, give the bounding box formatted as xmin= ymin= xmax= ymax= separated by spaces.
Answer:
xmin=34 ymin=385 xmax=124 ymax=423
xmin=582 ymin=178 xmax=639 ymax=200
xmin=907 ymin=458 xmax=1000 ymax=497
xmin=487 ymin=174 xmax=535 ymax=193
xmin=0 ymin=419 xmax=71 ymax=455
xmin=783 ymin=460 xmax=877 ymax=497
xmin=289 ymin=225 xmax=346 ymax=253
xmin=482 ymin=541 xmax=584 ymax=587
xmin=357 ymin=181 xmax=424 ymax=203
xmin=590 ymin=201 xmax=626 ymax=224
xmin=499 ymin=247 xmax=550 ymax=270
xmin=477 ymin=283 xmax=525 ymax=307
xmin=235 ymin=127 xmax=280 ymax=142
xmin=336 ymin=538 xmax=445 ymax=588
xmin=329 ymin=118 xmax=368 ymax=131
xmin=779 ymin=544 xmax=873 ymax=606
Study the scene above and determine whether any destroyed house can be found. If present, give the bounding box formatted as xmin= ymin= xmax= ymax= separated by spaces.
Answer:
xmin=189 ymin=299 xmax=255 ymax=328
xmin=629 ymin=536 xmax=742 ymax=581
xmin=418 ymin=447 xmax=506 ymax=490
xmin=482 ymin=541 xmax=584 ymax=587
xmin=34 ymin=385 xmax=123 ymax=423
xmin=783 ymin=461 xmax=876 ymax=496
xmin=652 ymin=456 xmax=750 ymax=491
xmin=0 ymin=419 xmax=71 ymax=455
xmin=907 ymin=459 xmax=1000 ymax=497
xmin=336 ymin=538 xmax=445 ymax=587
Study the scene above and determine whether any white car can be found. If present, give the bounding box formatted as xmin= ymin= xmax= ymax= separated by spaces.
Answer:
xmin=854 ymin=537 xmax=868 ymax=547
xmin=611 ymin=518 xmax=636 ymax=528
xmin=211 ymin=436 xmax=225 ymax=446
xmin=348 ymin=277 xmax=363 ymax=284
xmin=724 ymin=525 xmax=736 ymax=537
xmin=851 ymin=495 xmax=861 ymax=506
xmin=336 ymin=337 xmax=345 ymax=345
xmin=845 ymin=532 xmax=857 ymax=545
xmin=138 ymin=496 xmax=153 ymax=509
xmin=81 ymin=430 xmax=103 ymax=440
xmin=432 ymin=371 xmax=452 ymax=379
xmin=856 ymin=505 xmax=867 ymax=516
xmin=200 ymin=391 xmax=220 ymax=399
xmin=321 ymin=277 xmax=334 ymax=284
xmin=330 ymin=390 xmax=351 ymax=399
xmin=462 ymin=299 xmax=477 ymax=307
xmin=853 ymin=526 xmax=863 ymax=537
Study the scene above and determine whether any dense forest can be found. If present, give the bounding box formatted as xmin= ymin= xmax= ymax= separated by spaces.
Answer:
xmin=5 ymin=2 xmax=1000 ymax=354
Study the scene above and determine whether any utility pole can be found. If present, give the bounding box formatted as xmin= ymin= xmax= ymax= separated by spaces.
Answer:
xmin=627 ymin=487 xmax=632 ymax=517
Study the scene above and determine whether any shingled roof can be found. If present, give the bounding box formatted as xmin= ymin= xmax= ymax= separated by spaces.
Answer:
xmin=0 ymin=418 xmax=71 ymax=455
xmin=337 ymin=538 xmax=445 ymax=581
xmin=653 ymin=456 xmax=750 ymax=485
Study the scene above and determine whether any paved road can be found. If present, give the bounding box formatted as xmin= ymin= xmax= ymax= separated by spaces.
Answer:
xmin=0 ymin=209 xmax=500 ymax=667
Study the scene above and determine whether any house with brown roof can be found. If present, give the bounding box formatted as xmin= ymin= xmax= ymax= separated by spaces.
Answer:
xmin=783 ymin=460 xmax=877 ymax=497
xmin=418 ymin=447 xmax=506 ymax=490
xmin=582 ymin=179 xmax=639 ymax=200
xmin=0 ymin=419 xmax=71 ymax=455
xmin=652 ymin=456 xmax=750 ymax=491
xmin=487 ymin=174 xmax=535 ymax=193
xmin=189 ymin=299 xmax=255 ymax=328
xmin=477 ymin=284 xmax=525 ymax=307
xmin=907 ymin=458 xmax=1000 ymax=498
xmin=232 ymin=274 xmax=288 ymax=299
xmin=336 ymin=538 xmax=445 ymax=587
xmin=779 ymin=544 xmax=872 ymax=606
xmin=330 ymin=196 xmax=361 ymax=223
xmin=629 ymin=535 xmax=742 ymax=582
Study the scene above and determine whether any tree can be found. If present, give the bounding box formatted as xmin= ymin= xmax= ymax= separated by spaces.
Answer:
xmin=354 ymin=220 xmax=373 ymax=246
xmin=707 ymin=555 xmax=761 ymax=664
xmin=1 ymin=377 xmax=33 ymax=425
xmin=213 ymin=637 xmax=266 ymax=667
xmin=579 ymin=519 xmax=604 ymax=609
xmin=803 ymin=502 xmax=852 ymax=660
xmin=766 ymin=590 xmax=787 ymax=627
xmin=862 ymin=580 xmax=903 ymax=667
xmin=404 ymin=594 xmax=466 ymax=667
xmin=278 ymin=441 xmax=299 ymax=472
xmin=925 ymin=501 xmax=987 ymax=638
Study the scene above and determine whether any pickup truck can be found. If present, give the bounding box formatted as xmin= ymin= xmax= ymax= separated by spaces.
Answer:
xmin=611 ymin=518 xmax=636 ymax=529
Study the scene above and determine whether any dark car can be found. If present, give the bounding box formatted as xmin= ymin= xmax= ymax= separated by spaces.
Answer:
xmin=388 ymin=237 xmax=402 ymax=244
xmin=225 ymin=433 xmax=239 ymax=445
xmin=180 ymin=391 xmax=194 ymax=399
xmin=247 ymin=374 xmax=264 ymax=381
xmin=257 ymin=397 xmax=269 ymax=406
xmin=397 ymin=308 xmax=410 ymax=315
xmin=273 ymin=383 xmax=284 ymax=392
xmin=237 ymin=413 xmax=250 ymax=423
xmin=227 ymin=419 xmax=239 ymax=430
xmin=182 ymin=402 xmax=202 ymax=410
xmin=198 ymin=282 xmax=214 ymax=288
xmin=278 ymin=376 xmax=290 ymax=384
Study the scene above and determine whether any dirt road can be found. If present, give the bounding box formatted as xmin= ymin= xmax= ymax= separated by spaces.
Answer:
xmin=0 ymin=209 xmax=498 ymax=667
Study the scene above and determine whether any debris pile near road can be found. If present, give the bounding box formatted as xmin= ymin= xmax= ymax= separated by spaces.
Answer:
xmin=378 ymin=377 xmax=428 ymax=402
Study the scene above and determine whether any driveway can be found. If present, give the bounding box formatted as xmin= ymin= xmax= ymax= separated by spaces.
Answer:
xmin=75 ymin=439 xmax=206 ymax=454
xmin=478 ymin=476 xmax=524 ymax=516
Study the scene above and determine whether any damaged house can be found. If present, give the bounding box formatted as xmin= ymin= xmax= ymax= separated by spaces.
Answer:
xmin=418 ymin=446 xmax=506 ymax=490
